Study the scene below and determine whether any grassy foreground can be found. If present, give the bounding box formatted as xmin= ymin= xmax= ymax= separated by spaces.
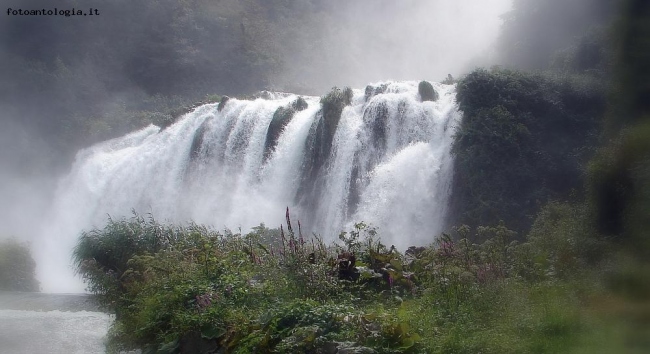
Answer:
xmin=73 ymin=207 xmax=649 ymax=353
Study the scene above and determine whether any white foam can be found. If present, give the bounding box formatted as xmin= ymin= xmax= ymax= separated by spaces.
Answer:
xmin=0 ymin=310 xmax=112 ymax=354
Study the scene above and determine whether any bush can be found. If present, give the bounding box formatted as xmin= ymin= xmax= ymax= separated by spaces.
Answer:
xmin=74 ymin=208 xmax=640 ymax=353
xmin=73 ymin=213 xmax=217 ymax=305
xmin=0 ymin=239 xmax=39 ymax=292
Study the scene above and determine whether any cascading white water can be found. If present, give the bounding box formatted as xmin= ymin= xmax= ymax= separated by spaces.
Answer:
xmin=35 ymin=81 xmax=460 ymax=293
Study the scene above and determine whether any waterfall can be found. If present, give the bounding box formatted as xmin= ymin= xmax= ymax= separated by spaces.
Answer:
xmin=35 ymin=81 xmax=460 ymax=292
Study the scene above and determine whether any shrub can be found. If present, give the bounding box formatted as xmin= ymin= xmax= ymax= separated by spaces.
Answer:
xmin=0 ymin=238 xmax=39 ymax=292
xmin=74 ymin=210 xmax=632 ymax=354
xmin=73 ymin=213 xmax=217 ymax=305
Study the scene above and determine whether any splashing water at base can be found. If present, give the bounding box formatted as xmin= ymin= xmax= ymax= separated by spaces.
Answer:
xmin=35 ymin=81 xmax=461 ymax=292
xmin=0 ymin=310 xmax=112 ymax=354
xmin=0 ymin=292 xmax=112 ymax=354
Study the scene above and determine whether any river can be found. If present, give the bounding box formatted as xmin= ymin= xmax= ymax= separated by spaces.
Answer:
xmin=0 ymin=292 xmax=112 ymax=354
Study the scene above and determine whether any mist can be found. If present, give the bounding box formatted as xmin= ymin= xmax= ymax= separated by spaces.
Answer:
xmin=496 ymin=0 xmax=616 ymax=71
xmin=0 ymin=118 xmax=55 ymax=244
xmin=274 ymin=0 xmax=512 ymax=92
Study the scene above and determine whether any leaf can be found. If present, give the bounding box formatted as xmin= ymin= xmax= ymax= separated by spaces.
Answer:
xmin=373 ymin=253 xmax=392 ymax=263
xmin=390 ymin=259 xmax=403 ymax=271
xmin=399 ymin=333 xmax=421 ymax=349
xmin=157 ymin=339 xmax=179 ymax=354
xmin=201 ymin=326 xmax=226 ymax=340
xmin=398 ymin=321 xmax=410 ymax=335
xmin=257 ymin=243 xmax=270 ymax=254
xmin=399 ymin=338 xmax=415 ymax=349
xmin=363 ymin=313 xmax=377 ymax=321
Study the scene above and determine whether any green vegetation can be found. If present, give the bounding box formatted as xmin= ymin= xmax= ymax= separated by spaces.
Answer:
xmin=450 ymin=68 xmax=605 ymax=233
xmin=74 ymin=205 xmax=649 ymax=353
xmin=0 ymin=239 xmax=39 ymax=292
xmin=438 ymin=2 xmax=650 ymax=353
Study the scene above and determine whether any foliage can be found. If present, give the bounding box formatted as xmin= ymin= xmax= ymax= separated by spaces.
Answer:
xmin=450 ymin=68 xmax=605 ymax=233
xmin=71 ymin=201 xmax=650 ymax=354
xmin=72 ymin=213 xmax=216 ymax=306
xmin=450 ymin=0 xmax=616 ymax=236
xmin=0 ymin=239 xmax=39 ymax=292
xmin=73 ymin=210 xmax=440 ymax=353
xmin=439 ymin=8 xmax=650 ymax=352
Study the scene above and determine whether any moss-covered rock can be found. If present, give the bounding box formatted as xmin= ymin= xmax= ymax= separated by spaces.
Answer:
xmin=364 ymin=83 xmax=389 ymax=101
xmin=265 ymin=106 xmax=295 ymax=158
xmin=418 ymin=80 xmax=438 ymax=102
xmin=320 ymin=87 xmax=353 ymax=144
xmin=293 ymin=96 xmax=308 ymax=111
xmin=264 ymin=97 xmax=309 ymax=161
xmin=217 ymin=96 xmax=230 ymax=112
xmin=189 ymin=120 xmax=210 ymax=160
xmin=298 ymin=87 xmax=353 ymax=206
